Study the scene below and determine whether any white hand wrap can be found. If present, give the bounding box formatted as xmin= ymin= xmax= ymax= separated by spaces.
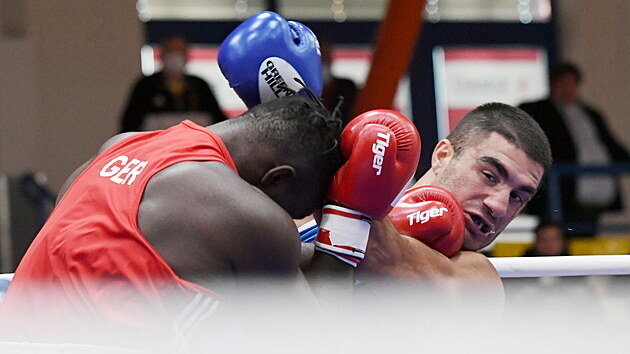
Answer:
xmin=314 ymin=205 xmax=372 ymax=267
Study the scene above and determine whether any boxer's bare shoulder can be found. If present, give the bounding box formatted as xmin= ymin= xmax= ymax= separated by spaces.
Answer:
xmin=359 ymin=218 xmax=504 ymax=318
xmin=56 ymin=132 xmax=139 ymax=203
xmin=360 ymin=218 xmax=500 ymax=283
xmin=138 ymin=160 xmax=301 ymax=282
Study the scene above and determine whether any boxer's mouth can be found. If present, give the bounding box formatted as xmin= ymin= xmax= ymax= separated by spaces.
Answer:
xmin=469 ymin=214 xmax=494 ymax=236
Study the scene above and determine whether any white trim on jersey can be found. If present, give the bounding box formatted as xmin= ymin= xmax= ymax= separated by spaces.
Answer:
xmin=171 ymin=292 xmax=220 ymax=349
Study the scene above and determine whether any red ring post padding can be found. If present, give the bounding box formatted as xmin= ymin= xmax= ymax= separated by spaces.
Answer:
xmin=351 ymin=0 xmax=426 ymax=117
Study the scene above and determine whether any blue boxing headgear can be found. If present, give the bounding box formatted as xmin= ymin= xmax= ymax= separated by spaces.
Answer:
xmin=218 ymin=11 xmax=323 ymax=108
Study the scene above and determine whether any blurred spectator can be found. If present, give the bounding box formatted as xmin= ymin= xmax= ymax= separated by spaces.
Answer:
xmin=120 ymin=36 xmax=227 ymax=132
xmin=320 ymin=39 xmax=359 ymax=127
xmin=522 ymin=219 xmax=569 ymax=257
xmin=519 ymin=61 xmax=630 ymax=237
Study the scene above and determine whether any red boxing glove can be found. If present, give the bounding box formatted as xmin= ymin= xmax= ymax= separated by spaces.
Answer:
xmin=389 ymin=186 xmax=465 ymax=257
xmin=315 ymin=110 xmax=421 ymax=267
xmin=327 ymin=109 xmax=421 ymax=219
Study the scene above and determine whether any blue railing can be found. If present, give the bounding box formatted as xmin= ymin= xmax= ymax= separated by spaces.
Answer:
xmin=546 ymin=163 xmax=630 ymax=234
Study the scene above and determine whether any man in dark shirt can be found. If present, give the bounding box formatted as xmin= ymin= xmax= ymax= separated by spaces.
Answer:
xmin=519 ymin=62 xmax=629 ymax=237
xmin=120 ymin=36 xmax=227 ymax=132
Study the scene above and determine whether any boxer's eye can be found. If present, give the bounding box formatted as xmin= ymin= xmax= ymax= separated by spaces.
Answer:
xmin=482 ymin=172 xmax=496 ymax=183
xmin=510 ymin=192 xmax=523 ymax=203
xmin=511 ymin=192 xmax=527 ymax=206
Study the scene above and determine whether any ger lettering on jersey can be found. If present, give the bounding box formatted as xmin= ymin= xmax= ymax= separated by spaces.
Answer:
xmin=99 ymin=155 xmax=149 ymax=186
xmin=1 ymin=120 xmax=232 ymax=347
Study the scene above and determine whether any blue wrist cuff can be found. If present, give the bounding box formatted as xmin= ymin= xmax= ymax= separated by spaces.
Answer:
xmin=298 ymin=219 xmax=319 ymax=243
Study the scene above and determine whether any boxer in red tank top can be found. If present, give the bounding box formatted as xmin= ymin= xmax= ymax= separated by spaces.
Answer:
xmin=0 ymin=96 xmax=345 ymax=350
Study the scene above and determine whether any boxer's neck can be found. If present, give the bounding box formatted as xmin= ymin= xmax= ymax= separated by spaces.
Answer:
xmin=412 ymin=170 xmax=436 ymax=189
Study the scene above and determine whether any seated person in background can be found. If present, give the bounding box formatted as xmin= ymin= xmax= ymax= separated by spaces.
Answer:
xmin=519 ymin=62 xmax=630 ymax=237
xmin=120 ymin=36 xmax=227 ymax=132
xmin=522 ymin=219 xmax=570 ymax=256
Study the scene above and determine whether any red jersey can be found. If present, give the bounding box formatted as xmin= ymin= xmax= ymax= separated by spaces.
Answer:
xmin=0 ymin=121 xmax=236 ymax=349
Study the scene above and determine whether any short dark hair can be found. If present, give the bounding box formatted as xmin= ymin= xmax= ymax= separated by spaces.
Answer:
xmin=241 ymin=95 xmax=342 ymax=179
xmin=550 ymin=62 xmax=582 ymax=83
xmin=447 ymin=102 xmax=552 ymax=172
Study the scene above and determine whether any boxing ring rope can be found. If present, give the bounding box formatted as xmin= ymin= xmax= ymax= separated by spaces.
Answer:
xmin=545 ymin=163 xmax=630 ymax=234
xmin=2 ymin=255 xmax=630 ymax=285
xmin=488 ymin=255 xmax=630 ymax=278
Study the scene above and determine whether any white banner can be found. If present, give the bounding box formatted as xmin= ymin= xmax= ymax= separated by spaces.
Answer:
xmin=433 ymin=47 xmax=549 ymax=139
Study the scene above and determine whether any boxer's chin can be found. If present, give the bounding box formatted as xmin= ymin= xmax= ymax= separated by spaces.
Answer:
xmin=462 ymin=228 xmax=486 ymax=251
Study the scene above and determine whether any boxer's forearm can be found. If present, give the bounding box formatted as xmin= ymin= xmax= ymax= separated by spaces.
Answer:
xmin=302 ymin=251 xmax=355 ymax=308
xmin=299 ymin=242 xmax=315 ymax=269
xmin=442 ymin=250 xmax=505 ymax=325
xmin=298 ymin=222 xmax=356 ymax=307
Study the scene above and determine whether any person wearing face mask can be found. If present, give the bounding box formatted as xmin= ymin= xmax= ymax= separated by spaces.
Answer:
xmin=120 ymin=36 xmax=227 ymax=133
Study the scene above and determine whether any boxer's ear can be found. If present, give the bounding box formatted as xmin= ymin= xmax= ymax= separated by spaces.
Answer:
xmin=431 ymin=139 xmax=455 ymax=175
xmin=261 ymin=165 xmax=296 ymax=187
